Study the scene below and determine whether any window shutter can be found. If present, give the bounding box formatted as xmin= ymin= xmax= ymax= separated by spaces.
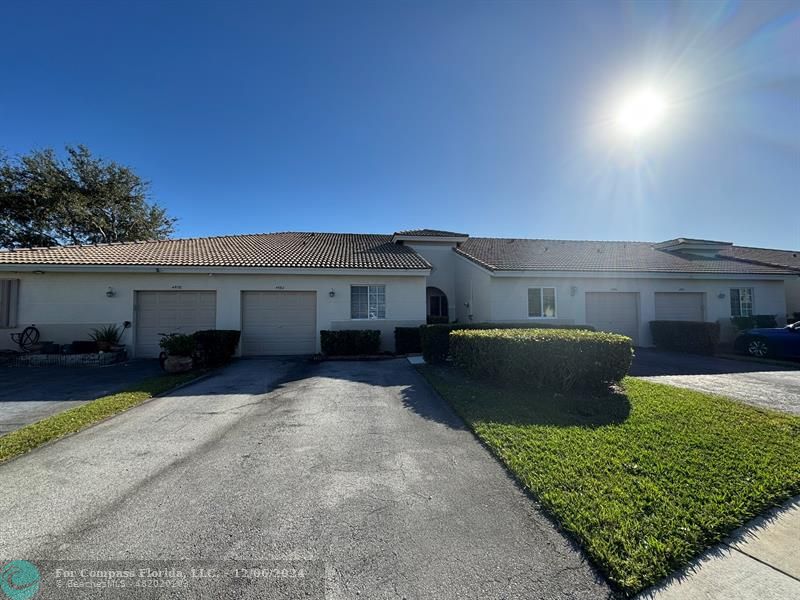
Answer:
xmin=729 ymin=288 xmax=740 ymax=317
xmin=0 ymin=280 xmax=19 ymax=328
xmin=0 ymin=280 xmax=8 ymax=328
xmin=8 ymin=279 xmax=19 ymax=328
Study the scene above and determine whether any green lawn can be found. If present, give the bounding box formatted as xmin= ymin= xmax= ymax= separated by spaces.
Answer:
xmin=0 ymin=371 xmax=202 ymax=464
xmin=419 ymin=364 xmax=800 ymax=595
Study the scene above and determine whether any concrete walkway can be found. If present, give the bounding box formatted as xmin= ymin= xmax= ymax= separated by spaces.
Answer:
xmin=0 ymin=360 xmax=161 ymax=434
xmin=631 ymin=348 xmax=800 ymax=415
xmin=0 ymin=358 xmax=611 ymax=599
xmin=639 ymin=497 xmax=800 ymax=599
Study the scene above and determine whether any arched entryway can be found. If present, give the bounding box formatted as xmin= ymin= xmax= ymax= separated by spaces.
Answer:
xmin=426 ymin=286 xmax=449 ymax=324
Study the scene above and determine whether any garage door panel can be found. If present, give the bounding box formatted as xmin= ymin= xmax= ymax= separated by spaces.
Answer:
xmin=585 ymin=292 xmax=639 ymax=344
xmin=135 ymin=291 xmax=217 ymax=358
xmin=654 ymin=292 xmax=704 ymax=321
xmin=241 ymin=291 xmax=316 ymax=356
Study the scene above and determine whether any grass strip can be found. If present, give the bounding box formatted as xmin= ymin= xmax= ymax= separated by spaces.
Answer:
xmin=0 ymin=371 xmax=201 ymax=464
xmin=419 ymin=364 xmax=800 ymax=595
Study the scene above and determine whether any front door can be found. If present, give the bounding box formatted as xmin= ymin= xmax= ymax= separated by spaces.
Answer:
xmin=426 ymin=287 xmax=449 ymax=324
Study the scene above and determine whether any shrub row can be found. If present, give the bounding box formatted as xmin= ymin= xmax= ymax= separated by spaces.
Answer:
xmin=649 ymin=321 xmax=720 ymax=355
xmin=193 ymin=330 xmax=241 ymax=366
xmin=159 ymin=330 xmax=241 ymax=366
xmin=394 ymin=327 xmax=422 ymax=354
xmin=450 ymin=328 xmax=633 ymax=391
xmin=421 ymin=322 xmax=596 ymax=364
xmin=159 ymin=333 xmax=197 ymax=357
xmin=731 ymin=315 xmax=778 ymax=331
xmin=320 ymin=330 xmax=381 ymax=356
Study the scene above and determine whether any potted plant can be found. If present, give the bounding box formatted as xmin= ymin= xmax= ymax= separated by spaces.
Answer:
xmin=159 ymin=333 xmax=196 ymax=373
xmin=89 ymin=324 xmax=123 ymax=352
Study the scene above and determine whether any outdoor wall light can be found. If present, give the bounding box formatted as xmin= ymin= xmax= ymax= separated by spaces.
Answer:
xmin=329 ymin=289 xmax=336 ymax=298
xmin=570 ymin=286 xmax=578 ymax=297
xmin=718 ymin=292 xmax=726 ymax=299
xmin=106 ymin=286 xmax=116 ymax=298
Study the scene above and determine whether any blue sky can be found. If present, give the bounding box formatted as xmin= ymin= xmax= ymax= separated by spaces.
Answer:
xmin=2 ymin=0 xmax=798 ymax=249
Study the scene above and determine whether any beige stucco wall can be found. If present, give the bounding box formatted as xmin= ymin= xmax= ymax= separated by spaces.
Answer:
xmin=2 ymin=261 xmax=788 ymax=355
xmin=453 ymin=256 xmax=491 ymax=323
xmin=487 ymin=274 xmax=787 ymax=345
xmin=785 ymin=276 xmax=800 ymax=317
xmin=406 ymin=242 xmax=459 ymax=321
xmin=0 ymin=271 xmax=427 ymax=355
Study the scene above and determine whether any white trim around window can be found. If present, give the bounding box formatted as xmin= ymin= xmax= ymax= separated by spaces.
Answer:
xmin=527 ymin=287 xmax=557 ymax=318
xmin=0 ymin=279 xmax=20 ymax=329
xmin=730 ymin=287 xmax=754 ymax=317
xmin=350 ymin=284 xmax=386 ymax=320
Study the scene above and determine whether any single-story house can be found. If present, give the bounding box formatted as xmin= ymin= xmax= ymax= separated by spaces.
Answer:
xmin=0 ymin=229 xmax=794 ymax=356
xmin=717 ymin=246 xmax=800 ymax=318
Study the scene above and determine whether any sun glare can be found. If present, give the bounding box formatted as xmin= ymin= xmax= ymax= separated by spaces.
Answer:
xmin=616 ymin=89 xmax=668 ymax=138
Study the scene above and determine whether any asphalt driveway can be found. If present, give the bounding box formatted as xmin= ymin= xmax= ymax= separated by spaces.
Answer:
xmin=0 ymin=360 xmax=162 ymax=434
xmin=631 ymin=348 xmax=800 ymax=414
xmin=0 ymin=358 xmax=611 ymax=599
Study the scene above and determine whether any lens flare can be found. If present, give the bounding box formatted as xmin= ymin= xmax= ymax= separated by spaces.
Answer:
xmin=616 ymin=89 xmax=668 ymax=137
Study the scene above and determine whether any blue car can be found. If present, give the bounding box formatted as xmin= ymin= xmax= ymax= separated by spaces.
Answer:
xmin=734 ymin=321 xmax=800 ymax=360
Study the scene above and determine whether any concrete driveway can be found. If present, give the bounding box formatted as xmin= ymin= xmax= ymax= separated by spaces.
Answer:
xmin=0 ymin=358 xmax=611 ymax=599
xmin=631 ymin=348 xmax=800 ymax=414
xmin=0 ymin=360 xmax=162 ymax=434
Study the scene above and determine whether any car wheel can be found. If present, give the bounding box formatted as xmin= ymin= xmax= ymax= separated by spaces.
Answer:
xmin=747 ymin=338 xmax=770 ymax=358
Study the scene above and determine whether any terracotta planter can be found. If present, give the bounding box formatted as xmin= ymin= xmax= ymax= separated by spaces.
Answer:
xmin=96 ymin=341 xmax=112 ymax=352
xmin=164 ymin=355 xmax=193 ymax=373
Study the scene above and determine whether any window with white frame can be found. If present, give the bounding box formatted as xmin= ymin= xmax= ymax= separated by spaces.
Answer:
xmin=730 ymin=288 xmax=754 ymax=317
xmin=528 ymin=287 xmax=556 ymax=318
xmin=0 ymin=279 xmax=20 ymax=328
xmin=351 ymin=285 xmax=386 ymax=319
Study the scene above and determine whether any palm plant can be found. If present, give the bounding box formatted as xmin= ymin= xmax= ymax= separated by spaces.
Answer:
xmin=89 ymin=324 xmax=122 ymax=350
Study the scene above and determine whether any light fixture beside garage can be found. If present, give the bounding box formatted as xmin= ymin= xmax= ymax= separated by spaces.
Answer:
xmin=329 ymin=288 xmax=336 ymax=298
xmin=105 ymin=286 xmax=116 ymax=298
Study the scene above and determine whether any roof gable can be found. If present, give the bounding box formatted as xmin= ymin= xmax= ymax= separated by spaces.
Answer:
xmin=394 ymin=228 xmax=469 ymax=237
xmin=391 ymin=228 xmax=469 ymax=244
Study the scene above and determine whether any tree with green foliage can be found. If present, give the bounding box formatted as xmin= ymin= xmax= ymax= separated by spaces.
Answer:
xmin=0 ymin=145 xmax=175 ymax=248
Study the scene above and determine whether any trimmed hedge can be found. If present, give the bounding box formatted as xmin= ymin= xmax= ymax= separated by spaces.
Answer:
xmin=394 ymin=327 xmax=422 ymax=354
xmin=321 ymin=330 xmax=381 ymax=356
xmin=426 ymin=316 xmax=449 ymax=325
xmin=649 ymin=321 xmax=720 ymax=355
xmin=450 ymin=328 xmax=633 ymax=391
xmin=421 ymin=322 xmax=596 ymax=364
xmin=731 ymin=314 xmax=779 ymax=331
xmin=193 ymin=330 xmax=241 ymax=366
xmin=159 ymin=333 xmax=196 ymax=357
xmin=755 ymin=314 xmax=779 ymax=328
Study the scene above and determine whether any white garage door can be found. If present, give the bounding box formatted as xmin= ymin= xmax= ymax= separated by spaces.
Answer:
xmin=241 ymin=291 xmax=317 ymax=356
xmin=135 ymin=291 xmax=217 ymax=357
xmin=655 ymin=292 xmax=704 ymax=321
xmin=585 ymin=292 xmax=639 ymax=344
